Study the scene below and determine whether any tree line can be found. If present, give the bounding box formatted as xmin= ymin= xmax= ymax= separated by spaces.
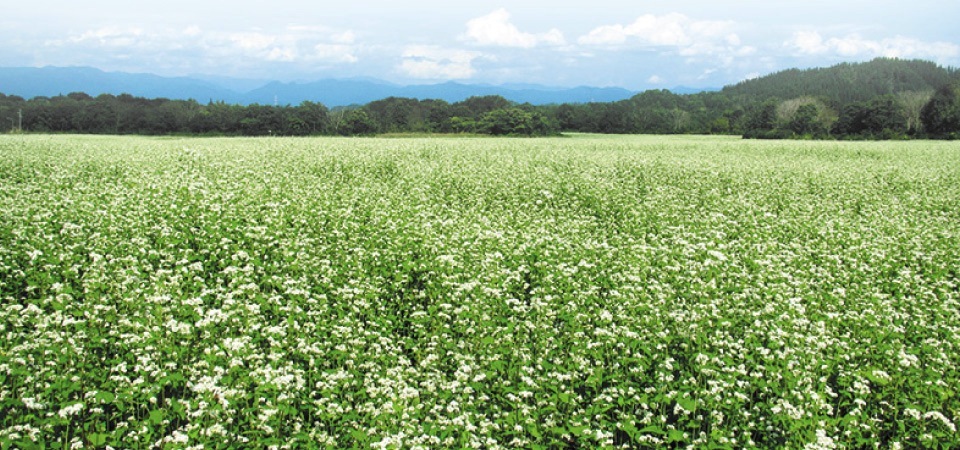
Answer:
xmin=0 ymin=92 xmax=560 ymax=137
xmin=2 ymin=58 xmax=959 ymax=139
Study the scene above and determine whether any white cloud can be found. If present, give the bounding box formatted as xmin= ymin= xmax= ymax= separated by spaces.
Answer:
xmin=330 ymin=31 xmax=356 ymax=45
xmin=463 ymin=9 xmax=565 ymax=48
xmin=63 ymin=27 xmax=145 ymax=48
xmin=786 ymin=31 xmax=827 ymax=54
xmin=286 ymin=25 xmax=332 ymax=33
xmin=30 ymin=24 xmax=365 ymax=80
xmin=48 ymin=25 xmax=361 ymax=69
xmin=217 ymin=27 xmax=362 ymax=64
xmin=577 ymin=12 xmax=752 ymax=71
xmin=229 ymin=32 xmax=276 ymax=51
xmin=786 ymin=31 xmax=960 ymax=62
xmin=578 ymin=13 xmax=738 ymax=49
xmin=578 ymin=25 xmax=630 ymax=46
xmin=266 ymin=47 xmax=297 ymax=62
xmin=647 ymin=75 xmax=664 ymax=84
xmin=313 ymin=43 xmax=358 ymax=63
xmin=218 ymin=32 xmax=305 ymax=64
xmin=399 ymin=45 xmax=480 ymax=79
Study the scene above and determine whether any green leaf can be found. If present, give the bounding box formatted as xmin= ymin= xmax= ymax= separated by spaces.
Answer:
xmin=638 ymin=426 xmax=666 ymax=436
xmin=15 ymin=440 xmax=42 ymax=450
xmin=87 ymin=433 xmax=108 ymax=447
xmin=350 ymin=430 xmax=367 ymax=443
xmin=677 ymin=397 xmax=697 ymax=412
xmin=149 ymin=409 xmax=164 ymax=425
xmin=95 ymin=391 xmax=115 ymax=403
xmin=528 ymin=425 xmax=542 ymax=439
xmin=668 ymin=429 xmax=686 ymax=442
xmin=620 ymin=421 xmax=639 ymax=439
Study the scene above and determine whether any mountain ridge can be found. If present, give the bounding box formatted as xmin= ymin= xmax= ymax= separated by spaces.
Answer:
xmin=0 ymin=66 xmax=660 ymax=106
xmin=2 ymin=59 xmax=953 ymax=110
xmin=721 ymin=58 xmax=957 ymax=107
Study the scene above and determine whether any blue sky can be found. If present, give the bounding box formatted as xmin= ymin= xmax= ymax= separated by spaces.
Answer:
xmin=3 ymin=0 xmax=958 ymax=89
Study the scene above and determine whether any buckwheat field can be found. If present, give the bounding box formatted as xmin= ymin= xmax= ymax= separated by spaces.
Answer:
xmin=1 ymin=134 xmax=958 ymax=449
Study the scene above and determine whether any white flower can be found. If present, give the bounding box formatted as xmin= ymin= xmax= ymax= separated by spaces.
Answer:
xmin=803 ymin=429 xmax=836 ymax=450
xmin=904 ymin=408 xmax=922 ymax=420
xmin=57 ymin=403 xmax=84 ymax=419
xmin=871 ymin=370 xmax=891 ymax=382
xmin=898 ymin=349 xmax=919 ymax=367
xmin=923 ymin=411 xmax=957 ymax=433
xmin=22 ymin=397 xmax=44 ymax=410
xmin=437 ymin=254 xmax=457 ymax=264
xmin=161 ymin=430 xmax=189 ymax=445
xmin=707 ymin=250 xmax=728 ymax=261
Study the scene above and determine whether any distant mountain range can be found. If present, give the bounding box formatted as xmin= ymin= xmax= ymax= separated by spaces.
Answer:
xmin=0 ymin=66 xmax=718 ymax=106
xmin=2 ymin=59 xmax=953 ymax=111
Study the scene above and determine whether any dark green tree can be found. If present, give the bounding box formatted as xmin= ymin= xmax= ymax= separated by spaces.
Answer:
xmin=446 ymin=116 xmax=476 ymax=133
xmin=455 ymin=96 xmax=512 ymax=119
xmin=420 ymin=99 xmax=451 ymax=132
xmin=554 ymin=104 xmax=580 ymax=131
xmin=292 ymin=101 xmax=330 ymax=135
xmin=833 ymin=96 xmax=907 ymax=138
xmin=339 ymin=109 xmax=377 ymax=136
xmin=742 ymin=99 xmax=780 ymax=138
xmin=200 ymin=101 xmax=243 ymax=134
xmin=477 ymin=108 xmax=557 ymax=136
xmin=144 ymin=100 xmax=197 ymax=134
xmin=788 ymin=104 xmax=823 ymax=136
xmin=366 ymin=97 xmax=424 ymax=133
xmin=920 ymin=81 xmax=960 ymax=137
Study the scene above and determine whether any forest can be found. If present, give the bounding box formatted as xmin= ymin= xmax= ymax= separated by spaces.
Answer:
xmin=1 ymin=58 xmax=958 ymax=139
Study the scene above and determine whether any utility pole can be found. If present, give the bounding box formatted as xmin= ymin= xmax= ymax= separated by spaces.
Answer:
xmin=18 ymin=109 xmax=22 ymax=132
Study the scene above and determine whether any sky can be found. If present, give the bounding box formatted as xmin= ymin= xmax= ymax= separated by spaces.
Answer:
xmin=3 ymin=0 xmax=959 ymax=90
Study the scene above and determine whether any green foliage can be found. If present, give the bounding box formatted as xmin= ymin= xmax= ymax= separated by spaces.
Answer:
xmin=724 ymin=58 xmax=954 ymax=107
xmin=833 ymin=96 xmax=908 ymax=138
xmin=365 ymin=97 xmax=429 ymax=133
xmin=742 ymin=99 xmax=821 ymax=139
xmin=742 ymin=99 xmax=779 ymax=135
xmin=477 ymin=108 xmax=558 ymax=136
xmin=338 ymin=109 xmax=378 ymax=136
xmin=455 ymin=95 xmax=512 ymax=117
xmin=1 ymin=134 xmax=959 ymax=448
xmin=788 ymin=103 xmax=822 ymax=136
xmin=446 ymin=116 xmax=477 ymax=133
xmin=920 ymin=81 xmax=960 ymax=138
